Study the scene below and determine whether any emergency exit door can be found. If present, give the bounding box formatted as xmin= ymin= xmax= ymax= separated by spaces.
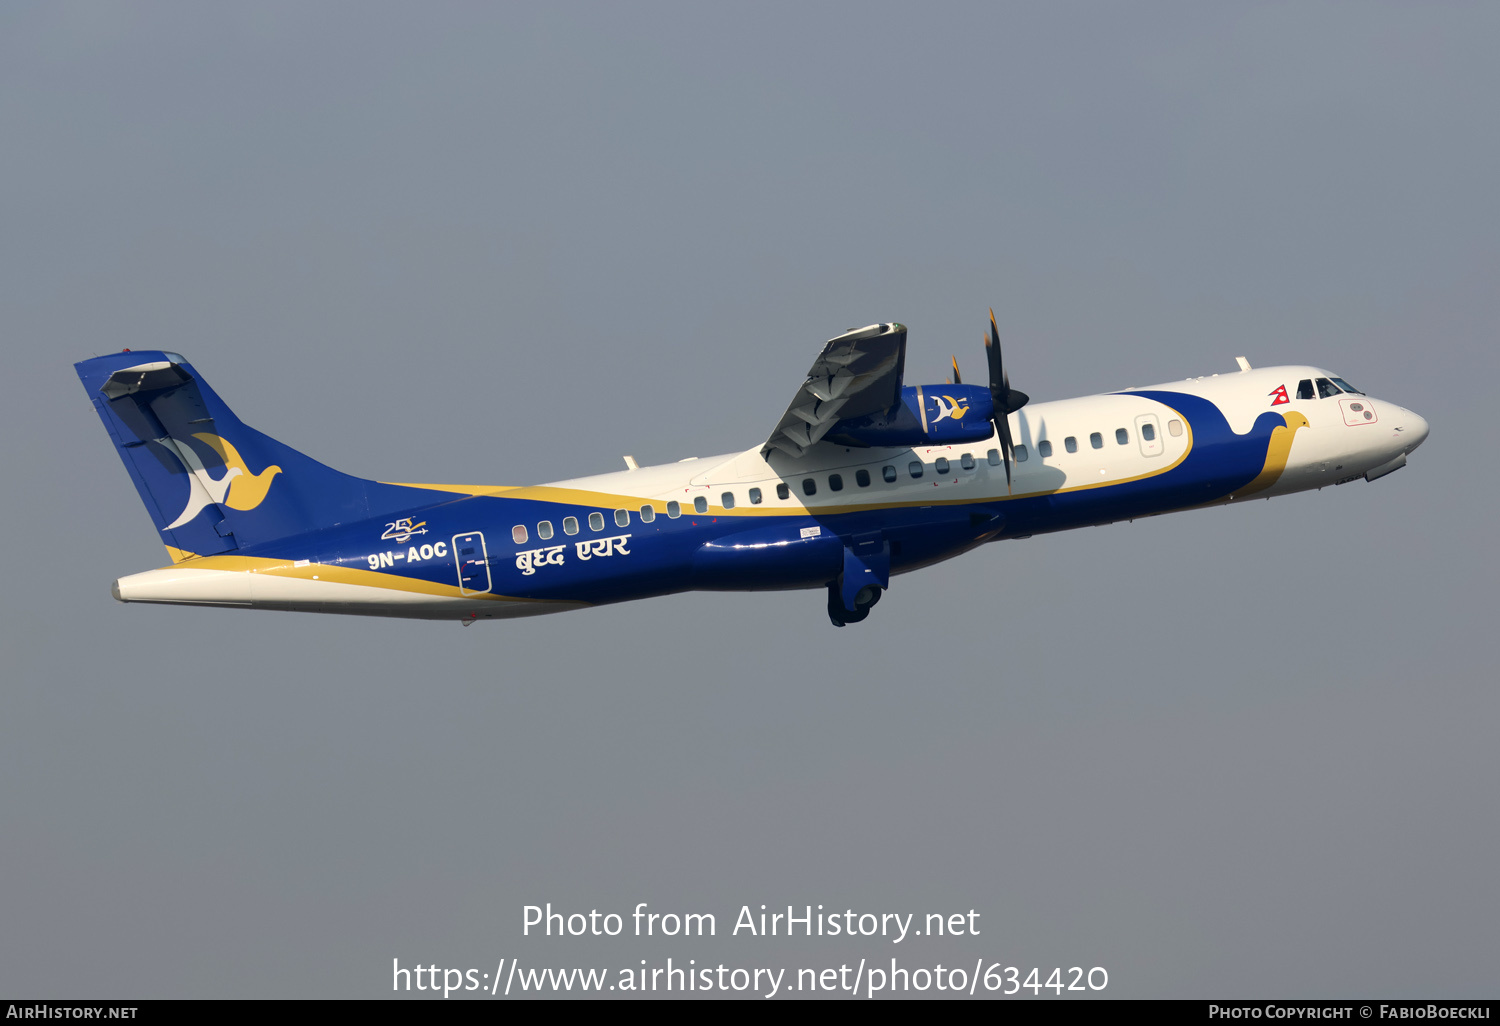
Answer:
xmin=453 ymin=532 xmax=492 ymax=595
xmin=1134 ymin=413 xmax=1164 ymax=457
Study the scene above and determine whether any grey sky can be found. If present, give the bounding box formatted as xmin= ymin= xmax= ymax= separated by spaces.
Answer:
xmin=2 ymin=2 xmax=1495 ymax=998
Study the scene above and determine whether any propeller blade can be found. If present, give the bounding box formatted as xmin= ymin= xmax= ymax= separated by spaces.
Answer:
xmin=996 ymin=409 xmax=1014 ymax=492
xmin=950 ymin=356 xmax=962 ymax=385
xmin=984 ymin=308 xmax=1029 ymax=413
xmin=991 ymin=308 xmax=1008 ymax=396
xmin=983 ymin=308 xmax=1028 ymax=493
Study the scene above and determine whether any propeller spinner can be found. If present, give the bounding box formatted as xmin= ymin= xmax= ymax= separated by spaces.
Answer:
xmin=984 ymin=308 xmax=1029 ymax=491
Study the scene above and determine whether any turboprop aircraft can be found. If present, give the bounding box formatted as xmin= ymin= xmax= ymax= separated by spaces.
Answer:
xmin=76 ymin=314 xmax=1429 ymax=627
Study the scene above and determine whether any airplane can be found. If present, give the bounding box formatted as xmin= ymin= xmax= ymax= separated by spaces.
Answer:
xmin=75 ymin=314 xmax=1429 ymax=627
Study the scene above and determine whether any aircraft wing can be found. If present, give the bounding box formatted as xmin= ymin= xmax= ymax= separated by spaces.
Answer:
xmin=762 ymin=322 xmax=907 ymax=459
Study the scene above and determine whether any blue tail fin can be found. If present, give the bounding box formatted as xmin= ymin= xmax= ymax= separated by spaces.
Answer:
xmin=76 ymin=350 xmax=449 ymax=560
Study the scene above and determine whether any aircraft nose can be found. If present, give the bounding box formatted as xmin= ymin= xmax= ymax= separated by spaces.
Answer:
xmin=1404 ymin=409 xmax=1430 ymax=452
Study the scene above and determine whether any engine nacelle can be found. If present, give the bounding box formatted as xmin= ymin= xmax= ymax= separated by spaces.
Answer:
xmin=825 ymin=384 xmax=995 ymax=448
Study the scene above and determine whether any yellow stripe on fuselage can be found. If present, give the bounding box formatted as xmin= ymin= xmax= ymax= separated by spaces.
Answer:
xmin=1234 ymin=412 xmax=1309 ymax=497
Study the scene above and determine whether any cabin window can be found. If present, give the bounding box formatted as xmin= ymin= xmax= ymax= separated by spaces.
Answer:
xmin=961 ymin=453 xmax=975 ymax=470
xmin=776 ymin=483 xmax=790 ymax=500
xmin=1064 ymin=436 xmax=1077 ymax=454
xmin=1297 ymin=379 xmax=1315 ymax=400
xmin=512 ymin=525 xmax=528 ymax=544
xmin=1168 ymin=419 xmax=1183 ymax=437
xmin=721 ymin=492 xmax=735 ymax=509
xmin=1038 ymin=440 xmax=1053 ymax=458
xmin=588 ymin=511 xmax=605 ymax=532
xmin=935 ymin=457 xmax=950 ymax=474
xmin=855 ymin=469 xmax=871 ymax=487
xmin=1014 ymin=444 xmax=1028 ymax=462
xmin=802 ymin=478 xmax=817 ymax=496
xmin=563 ymin=516 xmax=580 ymax=535
xmin=1090 ymin=432 xmax=1103 ymax=449
xmin=666 ymin=502 xmax=680 ymax=519
xmin=639 ymin=506 xmax=656 ymax=523
xmin=987 ymin=449 xmax=1001 ymax=466
xmin=1317 ymin=377 xmax=1341 ymax=399
xmin=882 ymin=465 xmax=897 ymax=483
xmin=537 ymin=520 xmax=554 ymax=540
xmin=1141 ymin=423 xmax=1156 ymax=442
xmin=908 ymin=461 xmax=924 ymax=478
xmin=748 ymin=487 xmax=762 ymax=505
xmin=615 ymin=509 xmax=631 ymax=527
xmin=1116 ymin=428 xmax=1129 ymax=445
xmin=828 ymin=473 xmax=843 ymax=492
xmin=693 ymin=496 xmax=708 ymax=514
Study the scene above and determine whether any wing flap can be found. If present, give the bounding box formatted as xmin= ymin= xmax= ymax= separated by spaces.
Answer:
xmin=762 ymin=322 xmax=907 ymax=459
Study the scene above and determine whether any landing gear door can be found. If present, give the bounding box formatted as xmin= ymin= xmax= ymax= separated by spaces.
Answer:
xmin=453 ymin=532 xmax=492 ymax=596
xmin=1134 ymin=413 xmax=1164 ymax=457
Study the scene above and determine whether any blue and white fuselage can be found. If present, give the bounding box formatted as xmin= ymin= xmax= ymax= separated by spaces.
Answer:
xmin=78 ymin=326 xmax=1428 ymax=627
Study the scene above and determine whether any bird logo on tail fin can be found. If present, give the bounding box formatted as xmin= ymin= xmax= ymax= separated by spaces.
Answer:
xmin=159 ymin=433 xmax=282 ymax=529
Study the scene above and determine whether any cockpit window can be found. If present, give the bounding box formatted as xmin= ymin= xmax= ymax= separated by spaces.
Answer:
xmin=1331 ymin=377 xmax=1363 ymax=395
xmin=1297 ymin=379 xmax=1315 ymax=400
xmin=1316 ymin=377 xmax=1341 ymax=399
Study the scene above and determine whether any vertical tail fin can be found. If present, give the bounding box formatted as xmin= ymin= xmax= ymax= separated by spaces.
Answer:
xmin=76 ymin=350 xmax=448 ymax=560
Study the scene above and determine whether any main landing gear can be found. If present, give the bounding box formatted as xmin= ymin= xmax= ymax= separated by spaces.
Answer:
xmin=827 ymin=579 xmax=882 ymax=627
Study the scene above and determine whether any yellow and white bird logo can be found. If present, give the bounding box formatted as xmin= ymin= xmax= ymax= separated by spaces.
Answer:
xmin=931 ymin=395 xmax=970 ymax=422
xmin=159 ymin=433 xmax=282 ymax=528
